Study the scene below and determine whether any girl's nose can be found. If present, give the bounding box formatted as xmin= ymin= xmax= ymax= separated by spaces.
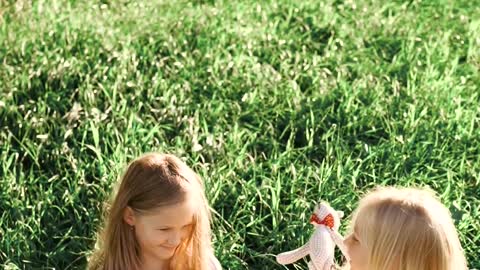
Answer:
xmin=167 ymin=231 xmax=182 ymax=246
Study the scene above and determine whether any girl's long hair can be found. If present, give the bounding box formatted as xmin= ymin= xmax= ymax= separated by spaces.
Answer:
xmin=88 ymin=153 xmax=212 ymax=270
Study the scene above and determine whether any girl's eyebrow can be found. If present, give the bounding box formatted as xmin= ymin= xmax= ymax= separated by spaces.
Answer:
xmin=157 ymin=222 xmax=193 ymax=228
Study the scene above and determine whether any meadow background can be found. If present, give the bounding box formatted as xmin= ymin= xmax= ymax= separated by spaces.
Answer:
xmin=1 ymin=0 xmax=479 ymax=269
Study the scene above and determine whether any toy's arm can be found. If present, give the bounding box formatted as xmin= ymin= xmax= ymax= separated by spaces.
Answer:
xmin=276 ymin=243 xmax=309 ymax=265
xmin=330 ymin=230 xmax=350 ymax=261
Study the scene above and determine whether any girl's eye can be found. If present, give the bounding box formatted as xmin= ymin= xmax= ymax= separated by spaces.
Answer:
xmin=347 ymin=234 xmax=358 ymax=243
xmin=157 ymin=228 xmax=170 ymax=231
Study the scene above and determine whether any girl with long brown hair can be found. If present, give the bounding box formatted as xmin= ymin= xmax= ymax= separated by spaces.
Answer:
xmin=88 ymin=153 xmax=221 ymax=270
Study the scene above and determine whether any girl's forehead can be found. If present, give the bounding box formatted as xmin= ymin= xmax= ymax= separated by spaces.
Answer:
xmin=352 ymin=207 xmax=373 ymax=234
xmin=141 ymin=199 xmax=197 ymax=226
xmin=352 ymin=221 xmax=362 ymax=236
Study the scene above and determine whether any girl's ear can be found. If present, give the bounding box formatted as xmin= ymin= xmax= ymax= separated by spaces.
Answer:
xmin=123 ymin=206 xmax=136 ymax=226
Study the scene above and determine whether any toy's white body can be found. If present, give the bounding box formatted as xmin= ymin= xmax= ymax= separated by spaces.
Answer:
xmin=276 ymin=202 xmax=350 ymax=270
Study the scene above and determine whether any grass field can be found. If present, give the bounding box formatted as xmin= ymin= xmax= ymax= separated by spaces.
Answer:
xmin=1 ymin=0 xmax=479 ymax=269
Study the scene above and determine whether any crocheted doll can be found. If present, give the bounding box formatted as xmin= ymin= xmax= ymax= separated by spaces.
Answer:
xmin=276 ymin=202 xmax=350 ymax=270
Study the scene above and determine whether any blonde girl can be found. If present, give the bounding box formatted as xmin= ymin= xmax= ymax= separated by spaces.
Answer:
xmin=343 ymin=186 xmax=468 ymax=270
xmin=88 ymin=153 xmax=221 ymax=270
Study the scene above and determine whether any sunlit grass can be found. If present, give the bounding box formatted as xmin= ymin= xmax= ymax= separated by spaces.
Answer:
xmin=1 ymin=0 xmax=479 ymax=269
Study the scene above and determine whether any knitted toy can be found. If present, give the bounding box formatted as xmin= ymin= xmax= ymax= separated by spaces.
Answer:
xmin=276 ymin=202 xmax=350 ymax=270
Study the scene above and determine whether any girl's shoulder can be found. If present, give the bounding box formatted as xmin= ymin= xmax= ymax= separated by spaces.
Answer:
xmin=209 ymin=254 xmax=222 ymax=270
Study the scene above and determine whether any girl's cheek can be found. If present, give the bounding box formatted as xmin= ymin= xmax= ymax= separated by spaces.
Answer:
xmin=156 ymin=231 xmax=170 ymax=242
xmin=144 ymin=229 xmax=167 ymax=243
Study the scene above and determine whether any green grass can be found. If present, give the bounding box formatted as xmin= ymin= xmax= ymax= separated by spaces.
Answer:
xmin=1 ymin=0 xmax=479 ymax=269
